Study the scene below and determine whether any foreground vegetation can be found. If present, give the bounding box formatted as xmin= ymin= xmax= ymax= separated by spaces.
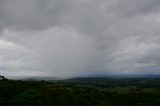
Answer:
xmin=0 ymin=78 xmax=160 ymax=106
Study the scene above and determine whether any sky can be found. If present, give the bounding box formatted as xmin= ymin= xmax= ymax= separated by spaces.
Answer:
xmin=0 ymin=0 xmax=160 ymax=78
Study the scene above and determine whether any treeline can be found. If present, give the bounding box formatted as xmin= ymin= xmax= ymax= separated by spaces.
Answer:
xmin=0 ymin=79 xmax=160 ymax=106
xmin=62 ymin=78 xmax=160 ymax=88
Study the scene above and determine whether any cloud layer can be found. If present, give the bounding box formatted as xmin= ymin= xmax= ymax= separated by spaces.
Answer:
xmin=0 ymin=0 xmax=160 ymax=77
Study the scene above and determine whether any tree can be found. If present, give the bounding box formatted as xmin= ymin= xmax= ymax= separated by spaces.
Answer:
xmin=0 ymin=75 xmax=8 ymax=80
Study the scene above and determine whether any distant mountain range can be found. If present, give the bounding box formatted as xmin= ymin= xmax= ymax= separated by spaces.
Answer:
xmin=8 ymin=74 xmax=160 ymax=81
xmin=77 ymin=74 xmax=160 ymax=79
xmin=84 ymin=74 xmax=160 ymax=78
xmin=110 ymin=74 xmax=160 ymax=78
xmin=23 ymin=74 xmax=160 ymax=80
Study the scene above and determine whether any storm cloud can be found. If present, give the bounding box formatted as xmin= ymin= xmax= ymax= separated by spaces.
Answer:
xmin=0 ymin=0 xmax=160 ymax=77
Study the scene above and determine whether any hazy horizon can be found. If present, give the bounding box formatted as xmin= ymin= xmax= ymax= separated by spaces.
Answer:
xmin=0 ymin=0 xmax=160 ymax=77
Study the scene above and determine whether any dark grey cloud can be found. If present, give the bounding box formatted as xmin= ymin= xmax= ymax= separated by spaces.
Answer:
xmin=0 ymin=0 xmax=160 ymax=77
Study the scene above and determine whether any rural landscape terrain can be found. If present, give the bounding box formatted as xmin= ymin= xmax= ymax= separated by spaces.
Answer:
xmin=1 ymin=76 xmax=160 ymax=106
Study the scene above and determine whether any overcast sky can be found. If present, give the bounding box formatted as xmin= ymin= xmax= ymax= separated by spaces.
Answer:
xmin=0 ymin=0 xmax=160 ymax=77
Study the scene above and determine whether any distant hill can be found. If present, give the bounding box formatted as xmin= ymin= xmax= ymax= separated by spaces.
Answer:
xmin=77 ymin=74 xmax=160 ymax=79
xmin=7 ymin=74 xmax=160 ymax=81
xmin=111 ymin=74 xmax=160 ymax=78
